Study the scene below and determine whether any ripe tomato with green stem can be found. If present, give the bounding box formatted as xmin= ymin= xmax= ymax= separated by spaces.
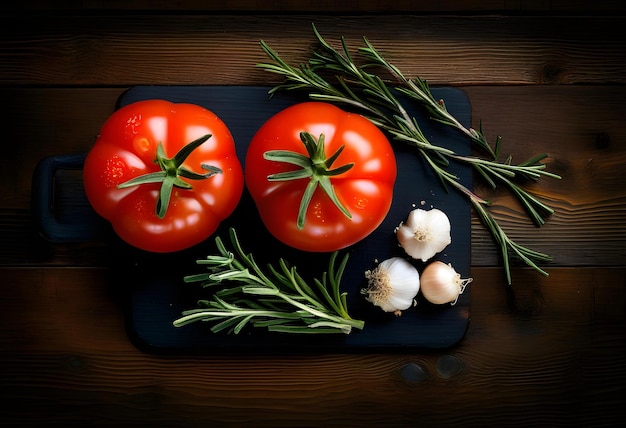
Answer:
xmin=245 ymin=102 xmax=397 ymax=252
xmin=83 ymin=99 xmax=244 ymax=253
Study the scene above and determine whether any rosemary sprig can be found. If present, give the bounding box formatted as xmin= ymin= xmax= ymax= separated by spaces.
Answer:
xmin=173 ymin=228 xmax=364 ymax=334
xmin=357 ymin=37 xmax=499 ymax=159
xmin=257 ymin=24 xmax=561 ymax=284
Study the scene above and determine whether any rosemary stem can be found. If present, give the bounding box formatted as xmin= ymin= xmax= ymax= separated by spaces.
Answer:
xmin=174 ymin=228 xmax=364 ymax=334
xmin=173 ymin=309 xmax=290 ymax=327
xmin=256 ymin=24 xmax=560 ymax=282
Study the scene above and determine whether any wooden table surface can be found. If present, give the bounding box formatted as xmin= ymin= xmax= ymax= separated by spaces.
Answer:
xmin=2 ymin=2 xmax=625 ymax=427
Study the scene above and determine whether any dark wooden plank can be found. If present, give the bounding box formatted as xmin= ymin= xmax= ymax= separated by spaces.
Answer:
xmin=2 ymin=14 xmax=625 ymax=86
xmin=0 ymin=266 xmax=623 ymax=427
xmin=464 ymin=85 xmax=626 ymax=267
xmin=1 ymin=7 xmax=624 ymax=428
xmin=5 ymin=0 xmax=626 ymax=13
xmin=2 ymin=86 xmax=624 ymax=270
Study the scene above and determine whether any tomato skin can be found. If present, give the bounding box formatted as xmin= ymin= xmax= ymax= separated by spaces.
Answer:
xmin=83 ymin=100 xmax=244 ymax=253
xmin=245 ymin=102 xmax=397 ymax=252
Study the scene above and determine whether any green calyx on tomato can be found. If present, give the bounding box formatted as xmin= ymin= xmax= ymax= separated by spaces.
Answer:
xmin=245 ymin=101 xmax=397 ymax=253
xmin=117 ymin=134 xmax=222 ymax=219
xmin=264 ymin=131 xmax=354 ymax=229
xmin=83 ymin=99 xmax=244 ymax=253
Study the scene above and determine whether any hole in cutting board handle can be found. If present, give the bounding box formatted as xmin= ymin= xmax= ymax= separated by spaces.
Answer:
xmin=32 ymin=153 xmax=108 ymax=242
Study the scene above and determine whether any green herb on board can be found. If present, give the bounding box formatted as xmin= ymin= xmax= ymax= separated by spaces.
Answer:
xmin=257 ymin=24 xmax=561 ymax=284
xmin=173 ymin=228 xmax=364 ymax=334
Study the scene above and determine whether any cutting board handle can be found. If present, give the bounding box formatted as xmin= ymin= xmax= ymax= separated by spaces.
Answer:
xmin=31 ymin=153 xmax=108 ymax=242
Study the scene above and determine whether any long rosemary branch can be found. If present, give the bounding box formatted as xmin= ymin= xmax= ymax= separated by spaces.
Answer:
xmin=257 ymin=24 xmax=561 ymax=284
xmin=173 ymin=228 xmax=364 ymax=334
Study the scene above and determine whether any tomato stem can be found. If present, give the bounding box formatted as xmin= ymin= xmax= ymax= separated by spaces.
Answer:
xmin=117 ymin=133 xmax=222 ymax=219
xmin=264 ymin=131 xmax=354 ymax=229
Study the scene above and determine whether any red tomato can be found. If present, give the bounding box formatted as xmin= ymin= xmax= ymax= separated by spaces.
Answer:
xmin=245 ymin=102 xmax=397 ymax=252
xmin=83 ymin=100 xmax=244 ymax=253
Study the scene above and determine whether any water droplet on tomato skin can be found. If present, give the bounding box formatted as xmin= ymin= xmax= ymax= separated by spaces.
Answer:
xmin=133 ymin=137 xmax=153 ymax=155
xmin=354 ymin=197 xmax=368 ymax=210
xmin=125 ymin=113 xmax=142 ymax=135
xmin=311 ymin=201 xmax=324 ymax=220
xmin=104 ymin=156 xmax=128 ymax=185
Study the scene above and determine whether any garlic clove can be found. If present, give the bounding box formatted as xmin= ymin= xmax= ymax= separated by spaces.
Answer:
xmin=361 ymin=257 xmax=420 ymax=315
xmin=396 ymin=208 xmax=451 ymax=262
xmin=420 ymin=261 xmax=472 ymax=305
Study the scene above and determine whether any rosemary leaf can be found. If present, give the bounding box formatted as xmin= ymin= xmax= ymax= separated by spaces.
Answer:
xmin=173 ymin=228 xmax=364 ymax=334
xmin=256 ymin=24 xmax=562 ymax=284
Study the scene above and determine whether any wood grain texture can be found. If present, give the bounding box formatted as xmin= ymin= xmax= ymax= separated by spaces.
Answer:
xmin=6 ymin=0 xmax=626 ymax=12
xmin=1 ymin=267 xmax=623 ymax=427
xmin=1 ymin=6 xmax=625 ymax=427
xmin=2 ymin=86 xmax=624 ymax=269
xmin=2 ymin=14 xmax=625 ymax=86
xmin=464 ymin=85 xmax=626 ymax=267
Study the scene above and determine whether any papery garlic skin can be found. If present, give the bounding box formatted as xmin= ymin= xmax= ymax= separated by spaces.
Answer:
xmin=396 ymin=208 xmax=451 ymax=262
xmin=361 ymin=257 xmax=420 ymax=316
xmin=420 ymin=261 xmax=472 ymax=305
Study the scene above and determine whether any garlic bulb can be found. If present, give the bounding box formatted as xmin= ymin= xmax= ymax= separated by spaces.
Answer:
xmin=420 ymin=261 xmax=472 ymax=305
xmin=396 ymin=208 xmax=451 ymax=262
xmin=361 ymin=257 xmax=420 ymax=316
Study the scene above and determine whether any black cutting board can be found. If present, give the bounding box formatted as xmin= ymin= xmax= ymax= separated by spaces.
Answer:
xmin=34 ymin=85 xmax=473 ymax=353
